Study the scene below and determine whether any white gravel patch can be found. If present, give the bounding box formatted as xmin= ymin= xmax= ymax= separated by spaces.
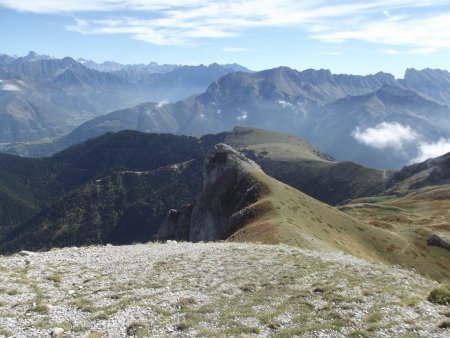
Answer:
xmin=0 ymin=242 xmax=448 ymax=337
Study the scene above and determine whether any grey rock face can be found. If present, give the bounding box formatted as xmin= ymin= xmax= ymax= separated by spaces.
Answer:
xmin=427 ymin=234 xmax=450 ymax=251
xmin=156 ymin=205 xmax=192 ymax=241
xmin=18 ymin=250 xmax=37 ymax=257
xmin=402 ymin=68 xmax=450 ymax=106
xmin=189 ymin=144 xmax=263 ymax=242
xmin=50 ymin=327 xmax=64 ymax=337
xmin=157 ymin=144 xmax=264 ymax=242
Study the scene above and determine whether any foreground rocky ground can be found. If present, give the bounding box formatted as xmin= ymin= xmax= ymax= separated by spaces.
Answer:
xmin=0 ymin=242 xmax=449 ymax=337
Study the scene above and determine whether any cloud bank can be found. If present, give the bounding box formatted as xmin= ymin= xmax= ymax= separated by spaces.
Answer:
xmin=0 ymin=84 xmax=21 ymax=91
xmin=352 ymin=122 xmax=418 ymax=150
xmin=353 ymin=122 xmax=450 ymax=164
xmin=1 ymin=0 xmax=450 ymax=50
xmin=410 ymin=138 xmax=450 ymax=163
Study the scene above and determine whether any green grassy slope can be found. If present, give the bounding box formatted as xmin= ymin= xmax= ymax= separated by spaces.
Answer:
xmin=228 ymin=167 xmax=409 ymax=267
xmin=223 ymin=126 xmax=331 ymax=161
xmin=222 ymin=126 xmax=387 ymax=205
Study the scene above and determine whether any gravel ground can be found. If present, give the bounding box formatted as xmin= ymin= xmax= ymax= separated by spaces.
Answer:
xmin=0 ymin=242 xmax=449 ymax=337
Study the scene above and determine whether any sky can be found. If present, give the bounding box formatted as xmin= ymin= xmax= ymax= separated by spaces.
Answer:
xmin=1 ymin=1 xmax=450 ymax=77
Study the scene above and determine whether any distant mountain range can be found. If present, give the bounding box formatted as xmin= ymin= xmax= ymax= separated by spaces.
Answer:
xmin=0 ymin=51 xmax=56 ymax=64
xmin=0 ymin=51 xmax=250 ymax=143
xmin=8 ymin=65 xmax=449 ymax=168
xmin=76 ymin=58 xmax=180 ymax=73
xmin=78 ymin=56 xmax=250 ymax=102
xmin=2 ymin=52 xmax=450 ymax=168
xmin=0 ymin=55 xmax=139 ymax=142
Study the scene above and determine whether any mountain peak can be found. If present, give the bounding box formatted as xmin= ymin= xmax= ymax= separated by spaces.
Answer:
xmin=404 ymin=67 xmax=450 ymax=79
xmin=401 ymin=67 xmax=450 ymax=106
xmin=21 ymin=51 xmax=54 ymax=62
xmin=203 ymin=143 xmax=262 ymax=186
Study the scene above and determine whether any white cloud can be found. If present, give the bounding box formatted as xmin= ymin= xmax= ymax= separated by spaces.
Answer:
xmin=156 ymin=99 xmax=169 ymax=108
xmin=353 ymin=122 xmax=450 ymax=163
xmin=352 ymin=122 xmax=419 ymax=150
xmin=313 ymin=13 xmax=450 ymax=53
xmin=2 ymin=1 xmax=450 ymax=50
xmin=380 ymin=47 xmax=437 ymax=55
xmin=0 ymin=84 xmax=21 ymax=91
xmin=0 ymin=0 xmax=206 ymax=13
xmin=278 ymin=100 xmax=293 ymax=108
xmin=236 ymin=111 xmax=247 ymax=121
xmin=410 ymin=138 xmax=450 ymax=163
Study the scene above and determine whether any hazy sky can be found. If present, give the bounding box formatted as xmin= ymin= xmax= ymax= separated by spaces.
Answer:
xmin=1 ymin=0 xmax=450 ymax=77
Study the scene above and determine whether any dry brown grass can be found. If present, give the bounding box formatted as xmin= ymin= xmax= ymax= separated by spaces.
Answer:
xmin=340 ymin=185 xmax=450 ymax=282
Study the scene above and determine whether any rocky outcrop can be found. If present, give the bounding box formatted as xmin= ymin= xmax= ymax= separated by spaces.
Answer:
xmin=427 ymin=233 xmax=450 ymax=251
xmin=156 ymin=205 xmax=193 ymax=241
xmin=156 ymin=143 xmax=266 ymax=242
xmin=386 ymin=152 xmax=450 ymax=192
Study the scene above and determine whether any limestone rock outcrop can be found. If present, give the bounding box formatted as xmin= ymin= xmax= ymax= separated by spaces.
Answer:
xmin=156 ymin=143 xmax=265 ymax=242
xmin=156 ymin=205 xmax=192 ymax=241
xmin=427 ymin=233 xmax=450 ymax=251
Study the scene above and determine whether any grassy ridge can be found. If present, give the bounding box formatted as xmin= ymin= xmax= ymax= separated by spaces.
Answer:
xmin=228 ymin=164 xmax=407 ymax=266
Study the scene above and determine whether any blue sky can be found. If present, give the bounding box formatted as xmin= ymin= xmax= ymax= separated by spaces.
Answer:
xmin=1 ymin=0 xmax=450 ymax=77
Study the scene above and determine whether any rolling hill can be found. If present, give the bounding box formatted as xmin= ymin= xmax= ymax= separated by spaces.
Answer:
xmin=0 ymin=127 xmax=387 ymax=253
xmin=220 ymin=127 xmax=388 ymax=205
xmin=386 ymin=152 xmax=450 ymax=192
